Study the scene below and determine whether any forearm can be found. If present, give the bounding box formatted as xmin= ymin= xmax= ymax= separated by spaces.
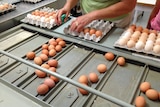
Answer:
xmin=88 ymin=0 xmax=136 ymax=21
xmin=63 ymin=0 xmax=79 ymax=11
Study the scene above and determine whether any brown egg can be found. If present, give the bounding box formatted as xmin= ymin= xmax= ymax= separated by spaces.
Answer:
xmin=55 ymin=45 xmax=62 ymax=52
xmin=37 ymin=84 xmax=49 ymax=95
xmin=135 ymin=96 xmax=146 ymax=107
xmin=89 ymin=28 xmax=96 ymax=35
xmin=95 ymin=30 xmax=103 ymax=37
xmin=129 ymin=24 xmax=136 ymax=31
xmin=146 ymin=89 xmax=159 ymax=100
xmin=48 ymin=45 xmax=55 ymax=50
xmin=117 ymin=57 xmax=125 ymax=66
xmin=97 ymin=64 xmax=107 ymax=73
xmin=42 ymin=49 xmax=49 ymax=56
xmin=42 ymin=44 xmax=49 ymax=50
xmin=34 ymin=57 xmax=43 ymax=65
xmin=49 ymin=49 xmax=57 ymax=57
xmin=39 ymin=54 xmax=48 ymax=62
xmin=41 ymin=63 xmax=50 ymax=69
xmin=78 ymin=75 xmax=88 ymax=84
xmin=56 ymin=38 xmax=63 ymax=43
xmin=35 ymin=69 xmax=47 ymax=78
xmin=78 ymin=83 xmax=89 ymax=95
xmin=58 ymin=40 xmax=66 ymax=47
xmin=26 ymin=51 xmax=36 ymax=60
xmin=88 ymin=72 xmax=99 ymax=83
xmin=104 ymin=52 xmax=115 ymax=61
xmin=135 ymin=26 xmax=143 ymax=32
xmin=150 ymin=30 xmax=157 ymax=35
xmin=43 ymin=78 xmax=55 ymax=88
xmin=83 ymin=28 xmax=90 ymax=34
xmin=48 ymin=59 xmax=58 ymax=67
xmin=127 ymin=39 xmax=135 ymax=48
xmin=139 ymin=82 xmax=151 ymax=93
xmin=49 ymin=41 xmax=57 ymax=46
xmin=49 ymin=67 xmax=56 ymax=72
xmin=49 ymin=38 xmax=56 ymax=44
xmin=153 ymin=45 xmax=160 ymax=54
xmin=50 ymin=75 xmax=59 ymax=83
xmin=142 ymin=28 xmax=149 ymax=34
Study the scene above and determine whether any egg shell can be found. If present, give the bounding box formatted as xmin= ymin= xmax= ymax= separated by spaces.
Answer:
xmin=39 ymin=54 xmax=48 ymax=62
xmin=117 ymin=57 xmax=125 ymax=66
xmin=135 ymin=41 xmax=145 ymax=50
xmin=49 ymin=49 xmax=57 ymax=57
xmin=144 ymin=44 xmax=153 ymax=52
xmin=131 ymin=31 xmax=141 ymax=39
xmin=78 ymin=83 xmax=89 ymax=95
xmin=135 ymin=26 xmax=143 ymax=32
xmin=95 ymin=30 xmax=103 ymax=37
xmin=56 ymin=38 xmax=64 ymax=43
xmin=26 ymin=51 xmax=36 ymax=60
xmin=129 ymin=24 xmax=136 ymax=31
xmin=146 ymin=89 xmax=159 ymax=100
xmin=83 ymin=28 xmax=90 ymax=34
xmin=50 ymin=75 xmax=59 ymax=83
xmin=88 ymin=72 xmax=99 ymax=83
xmin=47 ymin=59 xmax=58 ymax=67
xmin=121 ymin=31 xmax=132 ymax=40
xmin=37 ymin=84 xmax=49 ymax=95
xmin=49 ymin=67 xmax=56 ymax=72
xmin=41 ymin=63 xmax=50 ymax=69
xmin=35 ymin=69 xmax=47 ymax=78
xmin=150 ymin=30 xmax=157 ymax=35
xmin=43 ymin=78 xmax=55 ymax=88
xmin=148 ymin=33 xmax=156 ymax=41
xmin=127 ymin=39 xmax=135 ymax=48
xmin=34 ymin=57 xmax=43 ymax=65
xmin=139 ymin=82 xmax=151 ymax=93
xmin=55 ymin=45 xmax=62 ymax=52
xmin=58 ymin=40 xmax=66 ymax=47
xmin=89 ymin=28 xmax=96 ymax=35
xmin=155 ymin=38 xmax=160 ymax=45
xmin=118 ymin=38 xmax=128 ymax=46
xmin=153 ymin=45 xmax=160 ymax=54
xmin=135 ymin=96 xmax=146 ymax=107
xmin=97 ymin=64 xmax=107 ymax=73
xmin=142 ymin=28 xmax=149 ymax=34
xmin=49 ymin=38 xmax=56 ymax=44
xmin=48 ymin=45 xmax=55 ymax=50
xmin=78 ymin=75 xmax=88 ymax=84
xmin=42 ymin=49 xmax=49 ymax=56
xmin=104 ymin=52 xmax=115 ymax=61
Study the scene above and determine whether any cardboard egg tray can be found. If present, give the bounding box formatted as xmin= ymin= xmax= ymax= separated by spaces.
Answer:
xmin=0 ymin=2 xmax=16 ymax=15
xmin=21 ymin=0 xmax=43 ymax=3
xmin=64 ymin=20 xmax=114 ymax=42
xmin=21 ymin=7 xmax=58 ymax=29
xmin=114 ymin=28 xmax=160 ymax=56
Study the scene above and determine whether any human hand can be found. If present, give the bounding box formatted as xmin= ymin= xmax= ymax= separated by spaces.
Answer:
xmin=70 ymin=14 xmax=93 ymax=32
xmin=55 ymin=8 xmax=70 ymax=25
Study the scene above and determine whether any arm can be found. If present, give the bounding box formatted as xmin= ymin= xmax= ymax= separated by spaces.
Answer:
xmin=147 ymin=0 xmax=160 ymax=28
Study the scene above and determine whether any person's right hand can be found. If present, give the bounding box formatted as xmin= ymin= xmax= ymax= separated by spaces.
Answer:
xmin=55 ymin=8 xmax=70 ymax=26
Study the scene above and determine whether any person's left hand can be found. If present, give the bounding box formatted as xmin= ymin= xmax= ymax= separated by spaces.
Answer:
xmin=69 ymin=14 xmax=93 ymax=32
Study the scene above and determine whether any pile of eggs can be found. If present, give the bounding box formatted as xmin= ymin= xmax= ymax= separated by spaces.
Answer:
xmin=0 ymin=3 xmax=16 ymax=13
xmin=22 ymin=0 xmax=43 ymax=3
xmin=114 ymin=25 xmax=160 ymax=56
xmin=23 ymin=7 xmax=58 ymax=29
xmin=64 ymin=20 xmax=114 ymax=42
xmin=26 ymin=37 xmax=66 ymax=95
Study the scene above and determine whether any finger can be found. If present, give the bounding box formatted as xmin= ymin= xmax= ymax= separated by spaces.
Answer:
xmin=76 ymin=24 xmax=84 ymax=33
xmin=70 ymin=21 xmax=78 ymax=31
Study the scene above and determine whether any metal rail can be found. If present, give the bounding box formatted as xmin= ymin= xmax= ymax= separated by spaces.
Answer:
xmin=0 ymin=50 xmax=135 ymax=107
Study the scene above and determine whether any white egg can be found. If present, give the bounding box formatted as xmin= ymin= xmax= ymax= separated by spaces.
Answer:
xmin=40 ymin=17 xmax=45 ymax=22
xmin=27 ymin=14 xmax=32 ymax=19
xmin=153 ymin=45 xmax=160 ymax=54
xmin=127 ymin=39 xmax=135 ymax=48
xmin=135 ymin=41 xmax=145 ymax=50
xmin=146 ymin=40 xmax=154 ymax=46
xmin=50 ymin=19 xmax=55 ymax=25
xmin=144 ymin=44 xmax=153 ymax=52
xmin=118 ymin=38 xmax=128 ymax=46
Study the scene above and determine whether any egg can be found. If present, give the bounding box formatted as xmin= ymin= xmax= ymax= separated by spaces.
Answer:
xmin=135 ymin=41 xmax=145 ymax=50
xmin=49 ymin=38 xmax=56 ymax=44
xmin=127 ymin=39 xmax=135 ymax=48
xmin=39 ymin=54 xmax=48 ymax=62
xmin=34 ymin=57 xmax=43 ymax=65
xmin=78 ymin=83 xmax=89 ymax=95
xmin=49 ymin=49 xmax=57 ymax=57
xmin=95 ymin=30 xmax=103 ymax=37
xmin=47 ymin=59 xmax=58 ymax=67
xmin=35 ymin=69 xmax=47 ymax=78
xmin=155 ymin=38 xmax=160 ymax=45
xmin=97 ymin=64 xmax=107 ymax=73
xmin=142 ymin=28 xmax=149 ymax=34
xmin=42 ymin=44 xmax=49 ymax=50
xmin=150 ymin=30 xmax=157 ymax=35
xmin=50 ymin=75 xmax=59 ymax=83
xmin=83 ymin=28 xmax=90 ymax=34
xmin=139 ymin=82 xmax=151 ymax=93
xmin=55 ymin=45 xmax=62 ymax=52
xmin=41 ymin=49 xmax=49 ymax=56
xmin=41 ymin=63 xmax=50 ymax=69
xmin=78 ymin=75 xmax=88 ymax=84
xmin=129 ymin=24 xmax=136 ymax=31
xmin=135 ymin=26 xmax=143 ymax=32
xmin=50 ymin=19 xmax=55 ymax=25
xmin=89 ymin=28 xmax=96 ymax=35
xmin=56 ymin=38 xmax=64 ymax=43
xmin=148 ymin=33 xmax=156 ymax=41
xmin=135 ymin=96 xmax=146 ymax=107
xmin=121 ymin=31 xmax=132 ymax=40
xmin=117 ymin=57 xmax=125 ymax=66
xmin=58 ymin=40 xmax=66 ymax=47
xmin=118 ymin=38 xmax=128 ymax=46
xmin=146 ymin=89 xmax=159 ymax=100
xmin=48 ymin=45 xmax=55 ymax=50
xmin=26 ymin=51 xmax=36 ymax=60
xmin=104 ymin=52 xmax=115 ymax=61
xmin=88 ymin=72 xmax=99 ymax=83
xmin=43 ymin=78 xmax=55 ymax=88
xmin=144 ymin=44 xmax=153 ymax=52
xmin=37 ymin=84 xmax=49 ymax=95
xmin=131 ymin=31 xmax=141 ymax=40
xmin=49 ymin=41 xmax=57 ymax=46
xmin=153 ymin=45 xmax=160 ymax=54
xmin=49 ymin=67 xmax=56 ymax=72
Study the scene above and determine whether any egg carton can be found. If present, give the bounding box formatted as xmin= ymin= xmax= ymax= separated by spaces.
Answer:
xmin=0 ymin=3 xmax=16 ymax=15
xmin=64 ymin=20 xmax=114 ymax=42
xmin=114 ymin=29 xmax=160 ymax=56
xmin=21 ymin=0 xmax=43 ymax=3
xmin=21 ymin=7 xmax=58 ymax=29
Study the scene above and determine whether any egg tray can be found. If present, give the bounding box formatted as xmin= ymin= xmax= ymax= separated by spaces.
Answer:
xmin=21 ymin=7 xmax=58 ymax=29
xmin=21 ymin=0 xmax=44 ymax=4
xmin=0 ymin=3 xmax=16 ymax=15
xmin=0 ymin=24 xmax=160 ymax=107
xmin=114 ymin=29 xmax=160 ymax=57
xmin=63 ymin=20 xmax=114 ymax=42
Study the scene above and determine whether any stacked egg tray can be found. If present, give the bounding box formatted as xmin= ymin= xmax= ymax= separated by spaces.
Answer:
xmin=114 ymin=25 xmax=160 ymax=56
xmin=0 ymin=2 xmax=16 ymax=15
xmin=0 ymin=24 xmax=160 ymax=107
xmin=21 ymin=7 xmax=58 ymax=29
xmin=64 ymin=20 xmax=114 ymax=42
xmin=21 ymin=0 xmax=43 ymax=3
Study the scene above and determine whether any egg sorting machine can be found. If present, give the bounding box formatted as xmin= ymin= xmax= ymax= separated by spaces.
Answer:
xmin=0 ymin=22 xmax=160 ymax=107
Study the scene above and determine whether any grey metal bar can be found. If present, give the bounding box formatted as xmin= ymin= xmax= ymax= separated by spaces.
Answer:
xmin=0 ymin=50 xmax=135 ymax=107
